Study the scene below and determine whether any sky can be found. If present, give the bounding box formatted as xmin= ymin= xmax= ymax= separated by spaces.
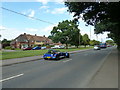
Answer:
xmin=0 ymin=0 xmax=112 ymax=42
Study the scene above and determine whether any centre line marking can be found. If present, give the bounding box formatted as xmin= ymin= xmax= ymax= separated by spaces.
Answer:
xmin=0 ymin=73 xmax=24 ymax=82
xmin=63 ymin=59 xmax=72 ymax=63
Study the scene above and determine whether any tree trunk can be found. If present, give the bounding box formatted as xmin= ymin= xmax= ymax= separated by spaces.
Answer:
xmin=66 ymin=43 xmax=68 ymax=49
xmin=76 ymin=45 xmax=79 ymax=48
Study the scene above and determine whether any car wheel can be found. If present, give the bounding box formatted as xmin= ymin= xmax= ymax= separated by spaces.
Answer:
xmin=66 ymin=53 xmax=70 ymax=58
xmin=44 ymin=58 xmax=48 ymax=60
xmin=56 ymin=55 xmax=60 ymax=60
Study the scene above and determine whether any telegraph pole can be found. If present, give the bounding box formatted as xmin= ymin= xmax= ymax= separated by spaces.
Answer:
xmin=90 ymin=25 xmax=91 ymax=40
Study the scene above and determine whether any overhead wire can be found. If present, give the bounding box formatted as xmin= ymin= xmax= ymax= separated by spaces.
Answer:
xmin=1 ymin=7 xmax=55 ymax=25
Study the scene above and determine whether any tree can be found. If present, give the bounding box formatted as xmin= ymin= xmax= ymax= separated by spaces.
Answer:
xmin=49 ymin=20 xmax=80 ymax=49
xmin=70 ymin=32 xmax=82 ymax=48
xmin=82 ymin=34 xmax=90 ymax=47
xmin=65 ymin=2 xmax=120 ymax=50
xmin=89 ymin=40 xmax=100 ymax=46
xmin=106 ymin=40 xmax=114 ymax=46
xmin=2 ymin=39 xmax=11 ymax=48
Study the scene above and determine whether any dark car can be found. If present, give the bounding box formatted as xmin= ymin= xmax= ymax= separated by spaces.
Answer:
xmin=23 ymin=47 xmax=32 ymax=50
xmin=32 ymin=46 xmax=41 ymax=50
xmin=43 ymin=49 xmax=70 ymax=60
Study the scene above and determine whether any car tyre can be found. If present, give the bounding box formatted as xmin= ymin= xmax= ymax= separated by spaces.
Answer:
xmin=66 ymin=53 xmax=70 ymax=58
xmin=44 ymin=58 xmax=48 ymax=60
xmin=56 ymin=55 xmax=60 ymax=60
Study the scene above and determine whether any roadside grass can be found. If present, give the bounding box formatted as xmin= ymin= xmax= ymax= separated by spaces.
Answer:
xmin=2 ymin=46 xmax=93 ymax=60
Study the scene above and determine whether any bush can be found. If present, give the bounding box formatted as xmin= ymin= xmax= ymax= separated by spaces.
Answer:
xmin=4 ymin=46 xmax=12 ymax=49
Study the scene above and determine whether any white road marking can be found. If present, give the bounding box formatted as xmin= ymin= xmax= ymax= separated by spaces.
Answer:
xmin=63 ymin=59 xmax=72 ymax=63
xmin=0 ymin=73 xmax=24 ymax=82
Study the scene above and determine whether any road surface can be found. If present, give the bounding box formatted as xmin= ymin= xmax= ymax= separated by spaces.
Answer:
xmin=2 ymin=47 xmax=114 ymax=88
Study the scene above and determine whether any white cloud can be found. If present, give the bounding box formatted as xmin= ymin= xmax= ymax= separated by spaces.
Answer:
xmin=51 ymin=7 xmax=67 ymax=14
xmin=22 ymin=9 xmax=35 ymax=18
xmin=36 ymin=0 xmax=66 ymax=5
xmin=28 ymin=10 xmax=35 ymax=17
xmin=0 ymin=26 xmax=6 ymax=30
xmin=25 ymin=28 xmax=38 ymax=32
xmin=39 ymin=5 xmax=49 ymax=9
xmin=0 ymin=24 xmax=58 ymax=40
xmin=36 ymin=0 xmax=50 ymax=5
xmin=1 ymin=28 xmax=25 ymax=40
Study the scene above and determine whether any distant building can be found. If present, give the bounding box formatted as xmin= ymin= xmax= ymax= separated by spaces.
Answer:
xmin=10 ymin=33 xmax=53 ymax=48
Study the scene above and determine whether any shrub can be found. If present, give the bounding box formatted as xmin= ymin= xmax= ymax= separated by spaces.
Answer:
xmin=4 ymin=46 xmax=12 ymax=49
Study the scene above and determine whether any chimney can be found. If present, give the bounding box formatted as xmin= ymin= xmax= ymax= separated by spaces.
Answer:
xmin=24 ymin=33 xmax=26 ymax=35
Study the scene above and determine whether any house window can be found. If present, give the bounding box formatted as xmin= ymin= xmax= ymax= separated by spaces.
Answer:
xmin=36 ymin=41 xmax=41 ymax=42
xmin=24 ymin=40 xmax=28 ymax=42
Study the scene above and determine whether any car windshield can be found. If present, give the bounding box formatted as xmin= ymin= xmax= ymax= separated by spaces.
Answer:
xmin=47 ymin=50 xmax=56 ymax=54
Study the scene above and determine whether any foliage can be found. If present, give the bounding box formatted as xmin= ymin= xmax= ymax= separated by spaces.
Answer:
xmin=4 ymin=46 xmax=12 ymax=49
xmin=65 ymin=2 xmax=120 ymax=50
xmin=82 ymin=34 xmax=90 ymax=47
xmin=106 ymin=40 xmax=114 ymax=45
xmin=2 ymin=39 xmax=11 ymax=48
xmin=89 ymin=40 xmax=100 ymax=46
xmin=49 ymin=20 xmax=80 ymax=48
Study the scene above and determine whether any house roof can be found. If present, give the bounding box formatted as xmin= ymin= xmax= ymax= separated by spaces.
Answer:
xmin=10 ymin=33 xmax=52 ymax=44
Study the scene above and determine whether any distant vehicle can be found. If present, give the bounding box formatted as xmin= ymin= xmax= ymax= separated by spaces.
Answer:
xmin=51 ymin=45 xmax=65 ymax=49
xmin=32 ymin=46 xmax=41 ymax=50
xmin=99 ymin=43 xmax=107 ymax=48
xmin=94 ymin=45 xmax=101 ymax=50
xmin=43 ymin=49 xmax=69 ymax=60
xmin=23 ymin=47 xmax=32 ymax=50
xmin=107 ymin=45 xmax=112 ymax=47
xmin=41 ymin=47 xmax=46 ymax=49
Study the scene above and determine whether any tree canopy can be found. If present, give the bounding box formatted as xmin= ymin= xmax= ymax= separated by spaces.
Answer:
xmin=89 ymin=39 xmax=100 ymax=46
xmin=65 ymin=2 xmax=120 ymax=50
xmin=82 ymin=34 xmax=90 ymax=47
xmin=106 ymin=40 xmax=114 ymax=45
xmin=49 ymin=20 xmax=81 ymax=48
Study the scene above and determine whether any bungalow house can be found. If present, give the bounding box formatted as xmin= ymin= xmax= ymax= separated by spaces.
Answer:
xmin=10 ymin=33 xmax=53 ymax=49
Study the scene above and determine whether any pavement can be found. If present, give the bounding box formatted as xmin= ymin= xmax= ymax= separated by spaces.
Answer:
xmin=1 ymin=47 xmax=118 ymax=88
xmin=0 ymin=49 xmax=91 ymax=66
xmin=87 ymin=48 xmax=118 ymax=88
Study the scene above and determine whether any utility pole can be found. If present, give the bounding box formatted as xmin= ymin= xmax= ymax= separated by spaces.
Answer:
xmin=90 ymin=25 xmax=91 ymax=40
xmin=79 ymin=33 xmax=80 ymax=46
xmin=96 ymin=34 xmax=98 ymax=41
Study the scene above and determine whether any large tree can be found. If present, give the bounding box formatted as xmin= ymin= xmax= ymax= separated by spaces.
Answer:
xmin=89 ymin=39 xmax=100 ymax=46
xmin=106 ymin=40 xmax=114 ymax=46
xmin=65 ymin=2 xmax=120 ymax=50
xmin=49 ymin=20 xmax=80 ymax=49
xmin=82 ymin=34 xmax=90 ymax=47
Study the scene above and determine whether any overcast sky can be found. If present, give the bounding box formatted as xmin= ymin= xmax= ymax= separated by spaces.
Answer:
xmin=1 ymin=0 xmax=112 ymax=42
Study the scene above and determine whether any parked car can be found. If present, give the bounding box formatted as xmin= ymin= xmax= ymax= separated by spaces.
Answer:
xmin=107 ymin=45 xmax=112 ymax=47
xmin=43 ymin=49 xmax=70 ymax=60
xmin=94 ymin=45 xmax=101 ymax=50
xmin=32 ymin=46 xmax=41 ymax=50
xmin=51 ymin=45 xmax=65 ymax=49
xmin=41 ymin=46 xmax=46 ymax=49
xmin=23 ymin=47 xmax=32 ymax=50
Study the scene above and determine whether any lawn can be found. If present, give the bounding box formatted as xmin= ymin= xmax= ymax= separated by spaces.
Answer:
xmin=2 ymin=46 xmax=93 ymax=60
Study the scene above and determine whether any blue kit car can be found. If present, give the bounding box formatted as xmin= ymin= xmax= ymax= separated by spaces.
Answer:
xmin=43 ymin=49 xmax=70 ymax=60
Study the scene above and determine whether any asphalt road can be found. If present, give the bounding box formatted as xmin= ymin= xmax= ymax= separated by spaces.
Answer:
xmin=2 ymin=47 xmax=114 ymax=88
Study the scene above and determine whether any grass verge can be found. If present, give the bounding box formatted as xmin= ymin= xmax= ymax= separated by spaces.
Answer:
xmin=1 ymin=46 xmax=93 ymax=60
